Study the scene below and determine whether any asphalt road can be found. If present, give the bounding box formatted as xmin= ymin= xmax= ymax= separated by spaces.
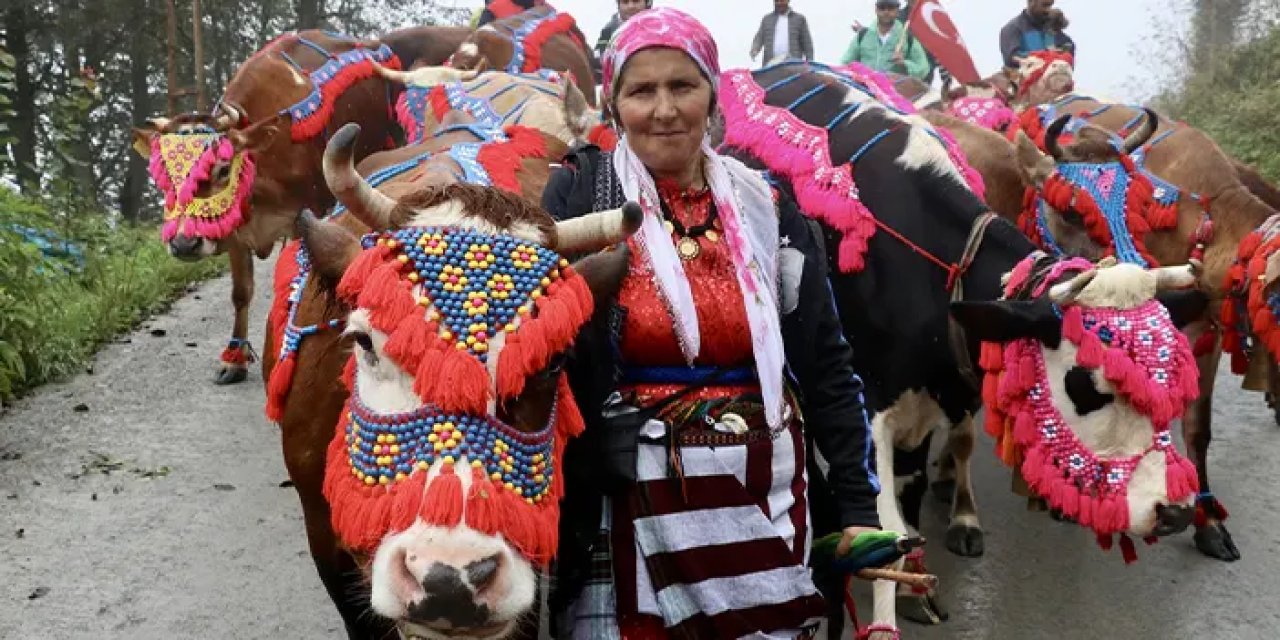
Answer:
xmin=3 ymin=259 xmax=1279 ymax=640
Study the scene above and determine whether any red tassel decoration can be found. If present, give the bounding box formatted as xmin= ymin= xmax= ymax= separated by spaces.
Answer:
xmin=1119 ymin=534 xmax=1138 ymax=564
xmin=419 ymin=465 xmax=464 ymax=528
xmin=265 ymin=356 xmax=297 ymax=422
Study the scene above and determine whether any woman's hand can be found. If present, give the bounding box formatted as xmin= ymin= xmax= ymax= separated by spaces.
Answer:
xmin=836 ymin=525 xmax=882 ymax=558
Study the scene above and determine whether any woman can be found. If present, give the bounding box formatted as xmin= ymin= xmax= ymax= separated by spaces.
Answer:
xmin=544 ymin=8 xmax=881 ymax=639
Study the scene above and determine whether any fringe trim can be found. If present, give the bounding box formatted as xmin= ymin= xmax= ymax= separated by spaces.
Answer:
xmin=1018 ymin=155 xmax=1163 ymax=266
xmin=477 ymin=125 xmax=549 ymax=194
xmin=519 ymin=13 xmax=577 ymax=73
xmin=719 ymin=69 xmax=876 ymax=273
xmin=323 ymin=372 xmax=585 ymax=567
xmin=1222 ymin=221 xmax=1280 ymax=374
xmin=289 ymin=52 xmax=403 ymax=142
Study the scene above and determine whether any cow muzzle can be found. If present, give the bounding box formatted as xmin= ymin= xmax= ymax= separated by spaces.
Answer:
xmin=373 ymin=525 xmax=535 ymax=640
xmin=167 ymin=233 xmax=217 ymax=261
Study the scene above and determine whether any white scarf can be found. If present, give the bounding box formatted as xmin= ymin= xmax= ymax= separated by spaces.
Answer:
xmin=612 ymin=137 xmax=787 ymax=428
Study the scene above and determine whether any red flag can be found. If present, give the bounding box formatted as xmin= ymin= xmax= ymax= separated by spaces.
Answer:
xmin=908 ymin=0 xmax=981 ymax=84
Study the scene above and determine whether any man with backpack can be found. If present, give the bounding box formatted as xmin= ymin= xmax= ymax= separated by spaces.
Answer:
xmin=839 ymin=0 xmax=930 ymax=82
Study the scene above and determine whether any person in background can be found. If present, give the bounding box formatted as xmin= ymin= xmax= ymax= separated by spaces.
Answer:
xmin=999 ymin=0 xmax=1072 ymax=70
xmin=595 ymin=0 xmax=651 ymax=58
xmin=1048 ymin=8 xmax=1077 ymax=57
xmin=840 ymin=0 xmax=930 ymax=81
xmin=476 ymin=0 xmax=544 ymax=27
xmin=750 ymin=0 xmax=815 ymax=66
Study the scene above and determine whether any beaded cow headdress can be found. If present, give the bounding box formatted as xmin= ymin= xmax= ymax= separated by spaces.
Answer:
xmin=322 ymin=224 xmax=593 ymax=566
xmin=979 ymin=256 xmax=1200 ymax=561
xmin=1018 ymin=133 xmax=1181 ymax=267
xmin=148 ymin=128 xmax=255 ymax=243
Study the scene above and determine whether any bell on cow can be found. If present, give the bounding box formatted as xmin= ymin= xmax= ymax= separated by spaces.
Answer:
xmin=1242 ymin=350 xmax=1270 ymax=392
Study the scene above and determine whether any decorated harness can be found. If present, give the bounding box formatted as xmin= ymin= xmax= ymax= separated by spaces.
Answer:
xmin=1010 ymin=99 xmax=1212 ymax=268
xmin=322 ymin=223 xmax=592 ymax=564
xmin=979 ymin=255 xmax=1200 ymax=563
xmin=719 ymin=61 xmax=986 ymax=274
xmin=265 ymin=124 xmax=550 ymax=422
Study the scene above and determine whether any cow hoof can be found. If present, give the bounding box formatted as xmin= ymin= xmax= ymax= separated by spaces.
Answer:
xmin=896 ymin=593 xmax=949 ymax=626
xmin=215 ymin=365 xmax=248 ymax=385
xmin=930 ymin=478 xmax=955 ymax=502
xmin=1274 ymin=403 xmax=1280 ymax=428
xmin=1194 ymin=522 xmax=1241 ymax=561
xmin=945 ymin=523 xmax=984 ymax=557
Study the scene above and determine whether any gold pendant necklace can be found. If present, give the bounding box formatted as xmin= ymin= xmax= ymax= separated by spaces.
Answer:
xmin=676 ymin=235 xmax=702 ymax=261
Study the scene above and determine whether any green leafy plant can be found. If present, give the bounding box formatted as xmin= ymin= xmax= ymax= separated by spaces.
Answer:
xmin=0 ymin=189 xmax=225 ymax=401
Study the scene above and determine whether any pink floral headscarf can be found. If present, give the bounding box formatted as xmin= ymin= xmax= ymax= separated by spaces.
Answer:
xmin=601 ymin=7 xmax=721 ymax=103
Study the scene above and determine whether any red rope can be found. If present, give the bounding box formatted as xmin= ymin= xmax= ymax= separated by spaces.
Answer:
xmin=870 ymin=217 xmax=967 ymax=292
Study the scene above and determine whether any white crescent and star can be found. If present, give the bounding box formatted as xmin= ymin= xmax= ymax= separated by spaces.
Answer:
xmin=920 ymin=2 xmax=966 ymax=46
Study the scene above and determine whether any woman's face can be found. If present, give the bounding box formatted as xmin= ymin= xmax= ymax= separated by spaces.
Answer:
xmin=613 ymin=48 xmax=712 ymax=184
xmin=618 ymin=0 xmax=647 ymax=21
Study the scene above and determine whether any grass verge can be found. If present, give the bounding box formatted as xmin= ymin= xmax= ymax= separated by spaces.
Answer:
xmin=1 ymin=191 xmax=226 ymax=402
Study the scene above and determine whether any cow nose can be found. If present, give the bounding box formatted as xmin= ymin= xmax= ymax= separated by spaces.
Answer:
xmin=466 ymin=554 xmax=500 ymax=591
xmin=168 ymin=234 xmax=201 ymax=259
xmin=1153 ymin=503 xmax=1195 ymax=536
xmin=405 ymin=561 xmax=493 ymax=629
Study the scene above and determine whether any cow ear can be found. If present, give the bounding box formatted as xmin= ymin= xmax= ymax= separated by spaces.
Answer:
xmin=571 ymin=245 xmax=631 ymax=307
xmin=1013 ymin=131 xmax=1055 ymax=189
xmin=560 ymin=74 xmax=592 ymax=139
xmin=297 ymin=209 xmax=361 ymax=285
xmin=950 ymin=298 xmax=1063 ymax=347
xmin=229 ymin=113 xmax=289 ymax=152
xmin=1155 ymin=289 xmax=1209 ymax=330
xmin=131 ymin=117 xmax=170 ymax=159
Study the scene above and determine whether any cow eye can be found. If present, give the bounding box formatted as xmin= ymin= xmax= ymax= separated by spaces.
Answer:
xmin=351 ymin=331 xmax=374 ymax=352
xmin=1063 ymin=366 xmax=1114 ymax=415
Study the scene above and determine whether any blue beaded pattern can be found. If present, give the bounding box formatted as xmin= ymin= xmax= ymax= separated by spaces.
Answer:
xmin=506 ymin=11 xmax=560 ymax=74
xmin=345 ymin=388 xmax=556 ymax=501
xmin=399 ymin=73 xmax=564 ymax=144
xmin=277 ymin=243 xmax=344 ymax=363
xmin=1052 ymin=161 xmax=1149 ymax=267
xmin=278 ymin=43 xmax=398 ymax=125
xmin=371 ymin=226 xmax=567 ymax=363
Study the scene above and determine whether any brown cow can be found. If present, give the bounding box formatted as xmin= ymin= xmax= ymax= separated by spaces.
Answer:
xmin=449 ymin=6 xmax=598 ymax=107
xmin=131 ymin=28 xmax=468 ymax=385
xmin=999 ymin=111 xmax=1272 ymax=562
xmin=265 ymin=120 xmax=639 ymax=639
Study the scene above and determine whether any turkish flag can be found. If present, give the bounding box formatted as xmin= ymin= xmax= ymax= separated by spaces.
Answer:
xmin=908 ymin=0 xmax=981 ymax=84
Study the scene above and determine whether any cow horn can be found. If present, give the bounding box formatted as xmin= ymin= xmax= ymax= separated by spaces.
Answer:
xmin=1044 ymin=114 xmax=1071 ymax=162
xmin=1121 ymin=108 xmax=1160 ymax=155
xmin=372 ymin=62 xmax=413 ymax=86
xmin=1047 ymin=268 xmax=1099 ymax=306
xmin=554 ymin=201 xmax=644 ymax=254
xmin=1155 ymin=260 xmax=1201 ymax=292
xmin=213 ymin=102 xmax=241 ymax=130
xmin=323 ymin=123 xmax=400 ymax=231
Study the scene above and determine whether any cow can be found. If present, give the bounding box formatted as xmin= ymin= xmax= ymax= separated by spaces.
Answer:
xmin=1222 ymin=213 xmax=1280 ymax=426
xmin=448 ymin=6 xmax=598 ymax=107
xmin=373 ymin=64 xmax=611 ymax=149
xmin=265 ymin=118 xmax=641 ymax=639
xmin=716 ymin=62 xmax=1205 ymax=638
xmin=131 ymin=28 xmax=469 ymax=385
